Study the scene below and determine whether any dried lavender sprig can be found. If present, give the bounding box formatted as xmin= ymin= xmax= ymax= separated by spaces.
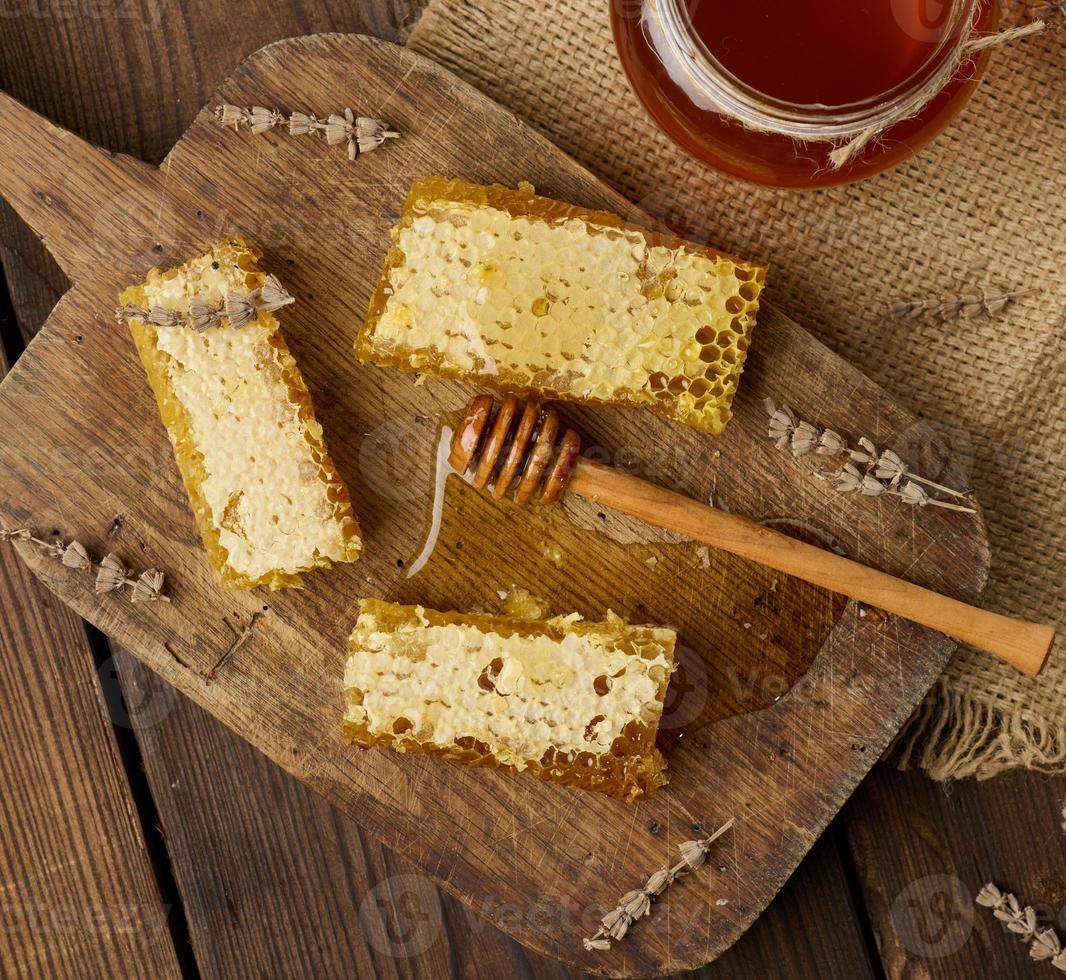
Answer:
xmin=115 ymin=276 xmax=293 ymax=332
xmin=889 ymin=286 xmax=1033 ymax=321
xmin=873 ymin=448 xmax=972 ymax=500
xmin=835 ymin=462 xmax=977 ymax=513
xmin=848 ymin=438 xmax=971 ymax=500
xmin=977 ymin=883 xmax=1066 ymax=972
xmin=2 ymin=527 xmax=169 ymax=604
xmin=216 ymin=104 xmax=399 ymax=160
xmin=582 ymin=817 xmax=734 ymax=953
xmin=765 ymin=399 xmax=976 ymax=514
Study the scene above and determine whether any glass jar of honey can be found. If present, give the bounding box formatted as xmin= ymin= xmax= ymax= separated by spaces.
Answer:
xmin=611 ymin=0 xmax=999 ymax=188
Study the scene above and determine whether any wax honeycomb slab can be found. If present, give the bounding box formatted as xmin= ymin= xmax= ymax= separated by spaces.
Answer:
xmin=344 ymin=599 xmax=676 ymax=801
xmin=358 ymin=178 xmax=766 ymax=434
xmin=120 ymin=238 xmax=361 ymax=589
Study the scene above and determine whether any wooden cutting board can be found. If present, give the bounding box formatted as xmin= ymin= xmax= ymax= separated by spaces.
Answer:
xmin=0 ymin=34 xmax=987 ymax=977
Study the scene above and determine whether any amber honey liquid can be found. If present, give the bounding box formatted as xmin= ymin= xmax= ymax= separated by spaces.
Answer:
xmin=399 ymin=426 xmax=847 ymax=748
xmin=613 ymin=0 xmax=997 ymax=187
xmin=698 ymin=0 xmax=955 ymax=106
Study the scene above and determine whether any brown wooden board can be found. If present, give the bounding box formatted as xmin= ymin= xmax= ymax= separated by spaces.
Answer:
xmin=0 ymin=3 xmax=883 ymax=975
xmin=114 ymin=650 xmax=879 ymax=980
xmin=845 ymin=764 xmax=1066 ymax=980
xmin=0 ymin=344 xmax=182 ymax=980
xmin=0 ymin=34 xmax=988 ymax=975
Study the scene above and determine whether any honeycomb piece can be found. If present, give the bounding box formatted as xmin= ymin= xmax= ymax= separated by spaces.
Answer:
xmin=357 ymin=178 xmax=767 ymax=434
xmin=344 ymin=599 xmax=677 ymax=801
xmin=120 ymin=238 xmax=361 ymax=589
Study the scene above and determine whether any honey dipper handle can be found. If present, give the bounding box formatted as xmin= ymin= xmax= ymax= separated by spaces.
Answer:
xmin=569 ymin=460 xmax=1055 ymax=678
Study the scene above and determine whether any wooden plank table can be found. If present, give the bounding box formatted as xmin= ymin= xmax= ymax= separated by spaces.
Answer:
xmin=0 ymin=2 xmax=1062 ymax=977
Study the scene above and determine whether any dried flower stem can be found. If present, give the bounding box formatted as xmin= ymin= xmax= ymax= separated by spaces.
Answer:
xmin=582 ymin=817 xmax=734 ymax=953
xmin=765 ymin=400 xmax=976 ymax=514
xmin=889 ymin=286 xmax=1033 ymax=321
xmin=977 ymin=883 xmax=1066 ymax=972
xmin=116 ymin=276 xmax=293 ymax=332
xmin=1 ymin=527 xmax=169 ymax=604
xmin=216 ymin=104 xmax=399 ymax=160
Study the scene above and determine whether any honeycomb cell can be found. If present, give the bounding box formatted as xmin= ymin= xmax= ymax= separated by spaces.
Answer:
xmin=344 ymin=599 xmax=677 ymax=802
xmin=120 ymin=238 xmax=362 ymax=589
xmin=739 ymin=281 xmax=760 ymax=302
xmin=358 ymin=178 xmax=766 ymax=435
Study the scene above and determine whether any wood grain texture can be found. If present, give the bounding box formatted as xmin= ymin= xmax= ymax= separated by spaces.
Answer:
xmin=114 ymin=647 xmax=879 ymax=980
xmin=0 ymin=34 xmax=988 ymax=975
xmin=110 ymin=649 xmax=525 ymax=980
xmin=0 ymin=344 xmax=181 ymax=980
xmin=0 ymin=80 xmax=880 ymax=980
xmin=0 ymin=0 xmax=425 ymax=334
xmin=845 ymin=764 xmax=1066 ymax=980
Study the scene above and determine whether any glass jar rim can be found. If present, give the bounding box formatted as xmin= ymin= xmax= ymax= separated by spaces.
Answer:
xmin=643 ymin=0 xmax=978 ymax=140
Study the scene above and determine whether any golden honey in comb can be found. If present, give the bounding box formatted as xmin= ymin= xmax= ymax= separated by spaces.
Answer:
xmin=344 ymin=599 xmax=676 ymax=801
xmin=358 ymin=177 xmax=766 ymax=435
xmin=120 ymin=238 xmax=362 ymax=589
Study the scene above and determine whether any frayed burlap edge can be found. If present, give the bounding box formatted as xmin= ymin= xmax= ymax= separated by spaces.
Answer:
xmin=895 ymin=674 xmax=1066 ymax=781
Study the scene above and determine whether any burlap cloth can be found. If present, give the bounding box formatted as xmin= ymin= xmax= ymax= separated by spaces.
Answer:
xmin=406 ymin=1 xmax=1065 ymax=780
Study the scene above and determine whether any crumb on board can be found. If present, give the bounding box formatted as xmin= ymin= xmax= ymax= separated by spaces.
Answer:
xmin=497 ymin=586 xmax=551 ymax=620
xmin=542 ymin=541 xmax=565 ymax=567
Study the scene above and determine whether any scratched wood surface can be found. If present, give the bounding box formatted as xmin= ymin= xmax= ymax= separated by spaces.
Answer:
xmin=0 ymin=33 xmax=990 ymax=975
xmin=1 ymin=3 xmax=880 ymax=975
xmin=0 ymin=339 xmax=183 ymax=980
xmin=114 ymin=648 xmax=881 ymax=979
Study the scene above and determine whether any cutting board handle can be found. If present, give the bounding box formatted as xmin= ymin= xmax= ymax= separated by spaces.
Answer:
xmin=0 ymin=91 xmax=161 ymax=283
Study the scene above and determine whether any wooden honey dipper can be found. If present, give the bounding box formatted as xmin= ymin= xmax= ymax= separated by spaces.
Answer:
xmin=450 ymin=394 xmax=1056 ymax=678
